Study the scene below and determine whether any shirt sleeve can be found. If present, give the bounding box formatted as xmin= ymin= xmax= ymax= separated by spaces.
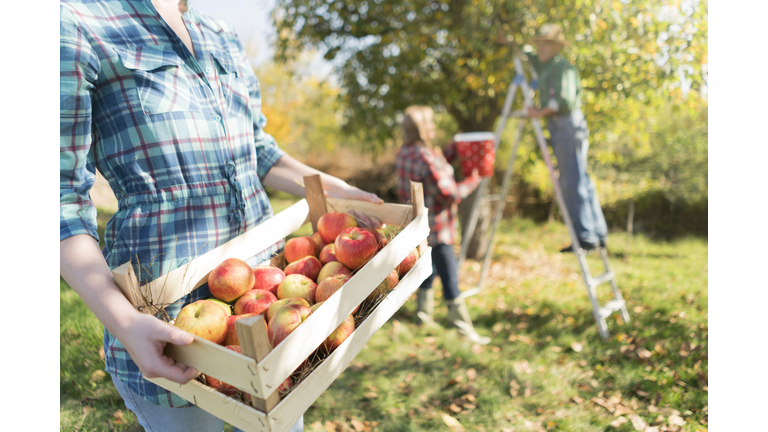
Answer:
xmin=422 ymin=149 xmax=481 ymax=207
xmin=555 ymin=63 xmax=580 ymax=113
xmin=60 ymin=6 xmax=101 ymax=243
xmin=231 ymin=33 xmax=286 ymax=180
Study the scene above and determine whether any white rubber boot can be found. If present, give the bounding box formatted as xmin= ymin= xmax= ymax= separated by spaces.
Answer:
xmin=446 ymin=298 xmax=491 ymax=345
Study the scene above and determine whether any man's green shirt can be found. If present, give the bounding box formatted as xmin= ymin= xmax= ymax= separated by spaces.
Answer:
xmin=527 ymin=52 xmax=582 ymax=114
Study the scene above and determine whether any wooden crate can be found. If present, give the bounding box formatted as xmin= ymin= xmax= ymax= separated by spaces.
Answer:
xmin=111 ymin=177 xmax=431 ymax=432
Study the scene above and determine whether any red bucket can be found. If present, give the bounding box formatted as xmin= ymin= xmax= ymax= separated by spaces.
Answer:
xmin=453 ymin=132 xmax=496 ymax=178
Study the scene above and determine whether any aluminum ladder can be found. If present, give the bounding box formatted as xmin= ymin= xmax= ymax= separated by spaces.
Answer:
xmin=456 ymin=55 xmax=629 ymax=340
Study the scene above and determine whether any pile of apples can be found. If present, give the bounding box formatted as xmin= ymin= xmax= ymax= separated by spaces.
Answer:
xmin=173 ymin=211 xmax=420 ymax=399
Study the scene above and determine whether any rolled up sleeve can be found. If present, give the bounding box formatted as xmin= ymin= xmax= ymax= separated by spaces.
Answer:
xmin=60 ymin=6 xmax=100 ymax=242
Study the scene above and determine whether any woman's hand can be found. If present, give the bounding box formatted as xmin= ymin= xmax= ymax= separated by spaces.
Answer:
xmin=116 ymin=313 xmax=200 ymax=384
xmin=324 ymin=181 xmax=383 ymax=204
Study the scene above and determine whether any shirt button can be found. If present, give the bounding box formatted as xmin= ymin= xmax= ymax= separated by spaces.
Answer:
xmin=205 ymin=67 xmax=212 ymax=74
xmin=214 ymin=114 xmax=222 ymax=122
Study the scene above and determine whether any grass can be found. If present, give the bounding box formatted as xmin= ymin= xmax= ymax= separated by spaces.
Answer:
xmin=60 ymin=196 xmax=708 ymax=432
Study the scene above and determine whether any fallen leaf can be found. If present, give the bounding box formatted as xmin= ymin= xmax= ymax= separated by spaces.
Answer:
xmin=324 ymin=421 xmax=337 ymax=432
xmin=668 ymin=414 xmax=686 ymax=426
xmin=658 ymin=408 xmax=680 ymax=417
xmin=550 ymin=346 xmax=563 ymax=352
xmin=364 ymin=392 xmax=378 ymax=399
xmin=570 ymin=396 xmax=584 ymax=404
xmin=636 ymin=390 xmax=650 ymax=397
xmin=610 ymin=417 xmax=628 ymax=428
xmin=524 ymin=386 xmax=533 ymax=397
xmin=512 ymin=360 xmax=533 ymax=374
xmin=350 ymin=419 xmax=365 ymax=432
xmin=644 ymin=427 xmax=660 ymax=432
xmin=462 ymin=394 xmax=476 ymax=402
xmin=523 ymin=419 xmax=545 ymax=431
xmin=627 ymin=413 xmax=646 ymax=431
xmin=472 ymin=344 xmax=483 ymax=354
xmin=310 ymin=422 xmax=323 ymax=430
xmin=466 ymin=368 xmax=477 ymax=382
xmin=679 ymin=341 xmax=692 ymax=358
xmin=636 ymin=348 xmax=653 ymax=360
xmin=696 ymin=371 xmax=708 ymax=390
xmin=509 ymin=380 xmax=520 ymax=397
xmin=441 ymin=413 xmax=464 ymax=430
xmin=98 ymin=346 xmax=105 ymax=360
xmin=89 ymin=370 xmax=106 ymax=383
xmin=614 ymin=405 xmax=633 ymax=416
xmin=571 ymin=342 xmax=584 ymax=352
xmin=404 ymin=372 xmax=416 ymax=383
xmin=82 ymin=406 xmax=92 ymax=416
xmin=449 ymin=403 xmax=463 ymax=413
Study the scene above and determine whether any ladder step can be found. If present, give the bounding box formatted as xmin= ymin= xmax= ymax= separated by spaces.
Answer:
xmin=598 ymin=299 xmax=625 ymax=319
xmin=589 ymin=271 xmax=615 ymax=287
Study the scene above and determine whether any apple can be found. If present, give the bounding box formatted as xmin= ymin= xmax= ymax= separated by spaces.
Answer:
xmin=174 ymin=300 xmax=228 ymax=344
xmin=315 ymin=274 xmax=359 ymax=313
xmin=206 ymin=345 xmax=243 ymax=395
xmin=318 ymin=243 xmax=339 ymax=265
xmin=267 ymin=303 xmax=312 ymax=346
xmin=396 ymin=248 xmax=420 ymax=278
xmin=206 ymin=297 xmax=233 ymax=317
xmin=284 ymin=256 xmax=323 ymax=282
xmin=366 ymin=269 xmax=399 ymax=302
xmin=276 ymin=274 xmax=318 ymax=304
xmin=322 ymin=314 xmax=355 ymax=353
xmin=334 ymin=227 xmax=379 ymax=270
xmin=361 ymin=227 xmax=384 ymax=251
xmin=309 ymin=301 xmax=324 ymax=313
xmin=316 ymin=261 xmax=353 ymax=283
xmin=266 ymin=298 xmax=311 ymax=322
xmin=317 ymin=212 xmax=357 ymax=244
xmin=284 ymin=236 xmax=318 ymax=263
xmin=208 ymin=258 xmax=256 ymax=302
xmin=252 ymin=265 xmax=285 ymax=295
xmin=222 ymin=312 xmax=259 ymax=346
xmin=233 ymin=289 xmax=277 ymax=316
xmin=309 ymin=231 xmax=326 ymax=255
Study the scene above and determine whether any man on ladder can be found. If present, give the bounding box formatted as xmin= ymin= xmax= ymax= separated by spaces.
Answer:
xmin=524 ymin=23 xmax=609 ymax=252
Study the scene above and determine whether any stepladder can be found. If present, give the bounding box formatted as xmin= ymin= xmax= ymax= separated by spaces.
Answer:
xmin=456 ymin=54 xmax=630 ymax=340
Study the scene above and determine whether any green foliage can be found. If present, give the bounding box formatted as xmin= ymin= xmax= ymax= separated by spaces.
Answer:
xmin=273 ymin=0 xmax=707 ymax=155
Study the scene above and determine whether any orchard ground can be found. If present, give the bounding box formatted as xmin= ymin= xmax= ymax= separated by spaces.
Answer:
xmin=60 ymin=177 xmax=708 ymax=432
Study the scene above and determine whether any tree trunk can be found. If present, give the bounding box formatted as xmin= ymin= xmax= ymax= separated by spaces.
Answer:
xmin=457 ymin=187 xmax=492 ymax=260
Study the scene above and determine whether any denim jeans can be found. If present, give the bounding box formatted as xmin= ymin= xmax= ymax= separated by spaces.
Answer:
xmin=548 ymin=110 xmax=608 ymax=245
xmin=110 ymin=374 xmax=303 ymax=432
xmin=419 ymin=243 xmax=461 ymax=300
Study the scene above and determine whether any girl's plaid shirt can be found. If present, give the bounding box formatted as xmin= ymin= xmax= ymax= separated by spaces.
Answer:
xmin=395 ymin=142 xmax=481 ymax=246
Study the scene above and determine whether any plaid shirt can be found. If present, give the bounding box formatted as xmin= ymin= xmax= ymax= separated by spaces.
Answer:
xmin=395 ymin=142 xmax=481 ymax=246
xmin=60 ymin=0 xmax=285 ymax=407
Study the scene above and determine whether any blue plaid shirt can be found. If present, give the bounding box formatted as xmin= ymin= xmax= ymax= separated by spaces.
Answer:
xmin=60 ymin=0 xmax=284 ymax=407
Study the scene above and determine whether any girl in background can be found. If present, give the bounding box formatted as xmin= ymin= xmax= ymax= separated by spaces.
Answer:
xmin=395 ymin=106 xmax=490 ymax=345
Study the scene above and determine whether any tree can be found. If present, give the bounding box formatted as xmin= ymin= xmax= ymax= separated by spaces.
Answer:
xmin=272 ymin=0 xmax=707 ymax=153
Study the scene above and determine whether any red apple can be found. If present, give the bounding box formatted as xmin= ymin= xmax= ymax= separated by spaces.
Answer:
xmin=309 ymin=231 xmax=326 ymax=255
xmin=252 ymin=265 xmax=285 ymax=295
xmin=334 ymin=227 xmax=379 ymax=270
xmin=318 ymin=243 xmax=339 ymax=265
xmin=208 ymin=258 xmax=256 ymax=302
xmin=366 ymin=269 xmax=399 ymax=302
xmin=396 ymin=248 xmax=420 ymax=278
xmin=284 ymin=256 xmax=323 ymax=282
xmin=206 ymin=298 xmax=233 ymax=317
xmin=222 ymin=313 xmax=259 ymax=346
xmin=266 ymin=298 xmax=310 ymax=322
xmin=361 ymin=227 xmax=384 ymax=251
xmin=206 ymin=345 xmax=243 ymax=395
xmin=284 ymin=236 xmax=318 ymax=263
xmin=315 ymin=274 xmax=359 ymax=313
xmin=233 ymin=289 xmax=277 ymax=316
xmin=322 ymin=314 xmax=355 ymax=353
xmin=317 ymin=212 xmax=357 ymax=244
xmin=174 ymin=300 xmax=228 ymax=344
xmin=276 ymin=274 xmax=318 ymax=304
xmin=267 ymin=303 xmax=312 ymax=346
xmin=317 ymin=261 xmax=353 ymax=283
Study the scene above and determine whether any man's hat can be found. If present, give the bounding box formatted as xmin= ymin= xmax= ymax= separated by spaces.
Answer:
xmin=529 ymin=23 xmax=569 ymax=46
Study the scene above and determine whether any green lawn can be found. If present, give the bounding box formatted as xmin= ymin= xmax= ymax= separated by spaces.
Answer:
xmin=60 ymin=197 xmax=707 ymax=432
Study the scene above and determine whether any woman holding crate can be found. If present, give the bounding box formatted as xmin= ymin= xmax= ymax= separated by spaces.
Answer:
xmin=395 ymin=105 xmax=491 ymax=345
xmin=59 ymin=1 xmax=382 ymax=430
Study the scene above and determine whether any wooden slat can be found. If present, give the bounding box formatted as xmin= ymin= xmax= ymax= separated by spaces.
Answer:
xmin=110 ymin=199 xmax=310 ymax=308
xmin=255 ymin=210 xmax=430 ymax=394
xmin=268 ymin=249 xmax=433 ymax=432
xmin=410 ymin=181 xmax=428 ymax=256
xmin=146 ymin=377 xmax=269 ymax=432
xmin=325 ymin=197 xmax=413 ymax=227
xmin=236 ymin=315 xmax=280 ymax=413
xmin=303 ymin=175 xmax=328 ymax=232
xmin=162 ymin=331 xmax=264 ymax=398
